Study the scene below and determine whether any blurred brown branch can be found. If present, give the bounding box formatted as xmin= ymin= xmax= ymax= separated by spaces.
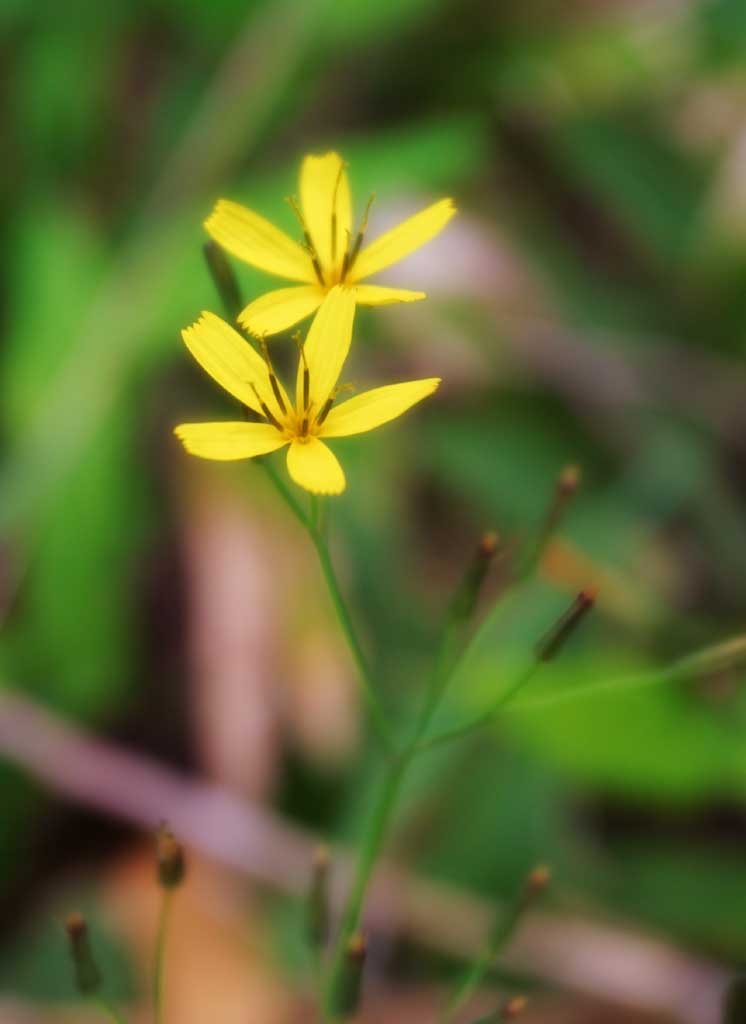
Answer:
xmin=0 ymin=689 xmax=727 ymax=1024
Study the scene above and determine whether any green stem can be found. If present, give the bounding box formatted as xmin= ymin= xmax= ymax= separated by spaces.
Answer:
xmin=309 ymin=530 xmax=393 ymax=751
xmin=94 ymin=995 xmax=128 ymax=1024
xmin=440 ymin=892 xmax=527 ymax=1023
xmin=323 ymin=753 xmax=411 ymax=1018
xmin=260 ymin=460 xmax=394 ymax=753
xmin=152 ymin=889 xmax=173 ymax=1024
xmin=414 ymin=662 xmax=540 ymax=755
xmin=259 ymin=458 xmax=312 ymax=531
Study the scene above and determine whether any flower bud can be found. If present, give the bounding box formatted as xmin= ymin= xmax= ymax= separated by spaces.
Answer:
xmin=65 ymin=912 xmax=101 ymax=994
xmin=724 ymin=976 xmax=746 ymax=1024
xmin=448 ymin=530 xmax=500 ymax=625
xmin=307 ymin=844 xmax=331 ymax=949
xmin=536 ymin=589 xmax=596 ymax=662
xmin=156 ymin=825 xmax=185 ymax=889
xmin=334 ymin=932 xmax=366 ymax=1018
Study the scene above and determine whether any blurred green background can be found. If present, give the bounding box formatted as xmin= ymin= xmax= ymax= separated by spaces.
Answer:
xmin=4 ymin=0 xmax=746 ymax=1020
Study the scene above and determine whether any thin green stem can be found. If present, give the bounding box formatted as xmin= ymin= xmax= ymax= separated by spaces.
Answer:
xmin=414 ymin=661 xmax=540 ymax=755
xmin=309 ymin=529 xmax=394 ymax=752
xmin=259 ymin=459 xmax=393 ymax=753
xmin=323 ymin=753 xmax=411 ymax=1018
xmin=259 ymin=458 xmax=312 ymax=531
xmin=440 ymin=892 xmax=527 ymax=1024
xmin=152 ymin=889 xmax=173 ymax=1024
xmin=94 ymin=995 xmax=128 ymax=1024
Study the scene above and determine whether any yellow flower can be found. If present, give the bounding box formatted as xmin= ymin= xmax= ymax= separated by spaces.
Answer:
xmin=204 ymin=151 xmax=455 ymax=338
xmin=174 ymin=287 xmax=440 ymax=495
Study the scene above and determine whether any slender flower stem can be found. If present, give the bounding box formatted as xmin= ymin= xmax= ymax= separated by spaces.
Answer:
xmin=323 ymin=752 xmax=411 ymax=1018
xmin=259 ymin=460 xmax=394 ymax=753
xmin=259 ymin=458 xmax=312 ymax=531
xmin=152 ymin=889 xmax=173 ymax=1024
xmin=414 ymin=662 xmax=540 ymax=755
xmin=94 ymin=995 xmax=128 ymax=1024
xmin=308 ymin=530 xmax=394 ymax=752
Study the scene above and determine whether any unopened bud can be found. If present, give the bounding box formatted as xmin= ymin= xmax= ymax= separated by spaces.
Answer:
xmin=65 ymin=912 xmax=101 ymax=994
xmin=156 ymin=825 xmax=185 ymax=889
xmin=449 ymin=530 xmax=500 ymax=625
xmin=501 ymin=995 xmax=527 ymax=1019
xmin=469 ymin=997 xmax=527 ymax=1024
xmin=557 ymin=464 xmax=580 ymax=497
xmin=536 ymin=589 xmax=596 ymax=662
xmin=528 ymin=463 xmax=582 ymax=575
xmin=203 ymin=241 xmax=244 ymax=322
xmin=526 ymin=864 xmax=551 ymax=895
xmin=307 ymin=844 xmax=331 ymax=949
xmin=725 ymin=977 xmax=746 ymax=1024
xmin=334 ymin=932 xmax=366 ymax=1018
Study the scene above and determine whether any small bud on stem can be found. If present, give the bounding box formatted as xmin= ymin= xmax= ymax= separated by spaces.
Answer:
xmin=535 ymin=589 xmax=596 ymax=662
xmin=65 ymin=912 xmax=101 ymax=995
xmin=307 ymin=844 xmax=331 ymax=949
xmin=333 ymin=932 xmax=366 ymax=1018
xmin=524 ymin=463 xmax=582 ymax=577
xmin=448 ymin=530 xmax=500 ymax=627
xmin=156 ymin=825 xmax=185 ymax=889
xmin=724 ymin=976 xmax=746 ymax=1024
xmin=467 ymin=995 xmax=527 ymax=1023
xmin=501 ymin=995 xmax=527 ymax=1020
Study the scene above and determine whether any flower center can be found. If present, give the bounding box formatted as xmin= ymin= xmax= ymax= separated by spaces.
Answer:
xmin=286 ymin=192 xmax=376 ymax=286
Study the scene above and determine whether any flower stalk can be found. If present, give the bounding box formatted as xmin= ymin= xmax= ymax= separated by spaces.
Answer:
xmin=153 ymin=826 xmax=185 ymax=1024
xmin=441 ymin=868 xmax=549 ymax=1023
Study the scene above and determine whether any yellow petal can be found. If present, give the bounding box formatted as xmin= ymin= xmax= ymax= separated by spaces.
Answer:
xmin=296 ymin=286 xmax=356 ymax=414
xmin=349 ymin=198 xmax=456 ymax=281
xmin=286 ymin=437 xmax=346 ymax=495
xmin=174 ymin=422 xmax=286 ymax=460
xmin=238 ymin=285 xmax=324 ymax=337
xmin=204 ymin=199 xmax=315 ymax=282
xmin=322 ymin=378 xmax=440 ymax=438
xmin=181 ymin=312 xmax=287 ymax=419
xmin=300 ymin=152 xmax=352 ymax=280
xmin=352 ymin=284 xmax=426 ymax=306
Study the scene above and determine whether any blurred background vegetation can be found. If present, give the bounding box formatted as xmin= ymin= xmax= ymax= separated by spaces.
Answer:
xmin=3 ymin=0 xmax=746 ymax=1021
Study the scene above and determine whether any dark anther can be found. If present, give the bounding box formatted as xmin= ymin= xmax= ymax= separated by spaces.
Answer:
xmin=287 ymin=196 xmax=325 ymax=286
xmin=250 ymin=384 xmax=282 ymax=431
xmin=344 ymin=194 xmax=375 ymax=279
xmin=330 ymin=162 xmax=346 ymax=266
xmin=260 ymin=340 xmax=287 ymax=415
xmin=316 ymin=394 xmax=335 ymax=427
xmin=303 ymin=366 xmax=310 ymax=411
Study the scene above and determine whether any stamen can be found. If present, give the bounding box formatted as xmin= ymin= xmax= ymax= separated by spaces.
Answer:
xmin=301 ymin=415 xmax=309 ymax=437
xmin=316 ymin=394 xmax=335 ymax=427
xmin=259 ymin=339 xmax=287 ymax=415
xmin=303 ymin=366 xmax=310 ymax=411
xmin=250 ymin=383 xmax=282 ymax=431
xmin=330 ymin=162 xmax=346 ymax=267
xmin=287 ymin=196 xmax=325 ymax=286
xmin=342 ymin=193 xmax=375 ymax=281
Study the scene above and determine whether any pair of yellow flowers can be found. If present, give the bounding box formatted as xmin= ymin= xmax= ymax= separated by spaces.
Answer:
xmin=175 ymin=152 xmax=455 ymax=495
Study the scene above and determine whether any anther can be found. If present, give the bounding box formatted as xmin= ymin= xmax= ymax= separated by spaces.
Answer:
xmin=330 ymin=162 xmax=346 ymax=267
xmin=287 ymin=196 xmax=325 ymax=286
xmin=250 ymin=384 xmax=282 ymax=431
xmin=316 ymin=394 xmax=335 ymax=427
xmin=259 ymin=340 xmax=287 ymax=415
xmin=343 ymin=193 xmax=375 ymax=279
xmin=303 ymin=366 xmax=310 ymax=411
